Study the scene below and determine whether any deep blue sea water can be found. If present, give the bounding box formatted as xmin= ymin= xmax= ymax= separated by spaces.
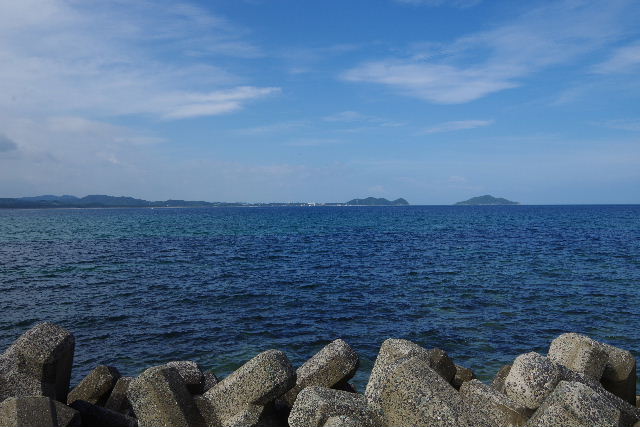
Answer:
xmin=1 ymin=205 xmax=639 ymax=391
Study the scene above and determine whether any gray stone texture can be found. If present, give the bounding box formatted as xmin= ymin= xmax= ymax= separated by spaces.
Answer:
xmin=506 ymin=352 xmax=640 ymax=423
xmin=375 ymin=355 xmax=487 ymax=427
xmin=365 ymin=338 xmax=455 ymax=407
xmin=548 ymin=333 xmax=637 ymax=405
xmin=333 ymin=381 xmax=357 ymax=393
xmin=127 ymin=365 xmax=205 ymax=427
xmin=67 ymin=365 xmax=121 ymax=405
xmin=0 ymin=396 xmax=81 ymax=427
xmin=203 ymin=349 xmax=295 ymax=425
xmin=460 ymin=379 xmax=530 ymax=426
xmin=323 ymin=415 xmax=367 ymax=427
xmin=0 ymin=322 xmax=75 ymax=402
xmin=428 ymin=348 xmax=456 ymax=383
xmin=282 ymin=339 xmax=358 ymax=406
xmin=548 ymin=333 xmax=609 ymax=379
xmin=220 ymin=403 xmax=284 ymax=427
xmin=104 ymin=376 xmax=134 ymax=416
xmin=493 ymin=364 xmax=513 ymax=394
xmin=526 ymin=381 xmax=635 ymax=427
xmin=166 ymin=361 xmax=206 ymax=395
xmin=202 ymin=371 xmax=219 ymax=393
xmin=504 ymin=352 xmax=564 ymax=410
xmin=288 ymin=387 xmax=381 ymax=427
xmin=365 ymin=338 xmax=430 ymax=406
xmin=452 ymin=363 xmax=477 ymax=390
xmin=69 ymin=399 xmax=138 ymax=427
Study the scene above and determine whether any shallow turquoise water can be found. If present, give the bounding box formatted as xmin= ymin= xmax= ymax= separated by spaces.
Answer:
xmin=0 ymin=205 xmax=639 ymax=390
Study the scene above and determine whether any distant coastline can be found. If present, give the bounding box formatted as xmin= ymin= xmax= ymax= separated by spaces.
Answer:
xmin=0 ymin=195 xmax=410 ymax=209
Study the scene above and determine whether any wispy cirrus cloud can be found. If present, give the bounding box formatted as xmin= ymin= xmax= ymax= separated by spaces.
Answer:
xmin=163 ymin=87 xmax=281 ymax=119
xmin=344 ymin=0 xmax=638 ymax=104
xmin=0 ymin=0 xmax=276 ymax=120
xmin=423 ymin=120 xmax=493 ymax=134
xmin=593 ymin=41 xmax=640 ymax=74
xmin=323 ymin=111 xmax=405 ymax=127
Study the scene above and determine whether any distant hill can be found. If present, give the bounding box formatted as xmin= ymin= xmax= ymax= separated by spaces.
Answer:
xmin=455 ymin=195 xmax=519 ymax=205
xmin=0 ymin=195 xmax=213 ymax=209
xmin=20 ymin=195 xmax=79 ymax=202
xmin=346 ymin=197 xmax=409 ymax=206
xmin=0 ymin=194 xmax=410 ymax=209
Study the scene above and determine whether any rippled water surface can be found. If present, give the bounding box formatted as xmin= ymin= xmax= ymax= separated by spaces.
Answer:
xmin=1 ymin=205 xmax=639 ymax=390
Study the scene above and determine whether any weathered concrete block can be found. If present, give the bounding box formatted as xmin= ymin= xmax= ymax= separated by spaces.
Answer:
xmin=548 ymin=333 xmax=609 ymax=379
xmin=323 ymin=415 xmax=367 ymax=427
xmin=365 ymin=339 xmax=430 ymax=406
xmin=0 ymin=322 xmax=75 ymax=402
xmin=282 ymin=339 xmax=358 ymax=406
xmin=220 ymin=403 xmax=286 ymax=427
xmin=0 ymin=396 xmax=81 ymax=427
xmin=67 ymin=365 xmax=121 ymax=405
xmin=203 ymin=350 xmax=295 ymax=425
xmin=288 ymin=387 xmax=381 ymax=427
xmin=104 ymin=376 xmax=134 ymax=416
xmin=166 ymin=361 xmax=206 ymax=395
xmin=365 ymin=338 xmax=455 ymax=406
xmin=69 ymin=399 xmax=138 ymax=427
xmin=333 ymin=381 xmax=357 ymax=393
xmin=461 ymin=379 xmax=530 ymax=426
xmin=493 ymin=364 xmax=512 ymax=394
xmin=128 ymin=365 xmax=205 ymax=427
xmin=202 ymin=371 xmax=219 ymax=393
xmin=452 ymin=364 xmax=476 ymax=390
xmin=600 ymin=342 xmax=637 ymax=406
xmin=428 ymin=348 xmax=456 ymax=383
xmin=376 ymin=355 xmax=486 ymax=427
xmin=526 ymin=381 xmax=635 ymax=427
xmin=548 ymin=333 xmax=637 ymax=404
xmin=504 ymin=353 xmax=564 ymax=410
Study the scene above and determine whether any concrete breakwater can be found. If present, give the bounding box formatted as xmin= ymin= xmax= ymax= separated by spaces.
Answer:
xmin=0 ymin=323 xmax=638 ymax=427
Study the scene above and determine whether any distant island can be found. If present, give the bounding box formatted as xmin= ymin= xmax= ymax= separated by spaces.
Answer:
xmin=345 ymin=197 xmax=409 ymax=206
xmin=455 ymin=195 xmax=519 ymax=206
xmin=0 ymin=195 xmax=410 ymax=209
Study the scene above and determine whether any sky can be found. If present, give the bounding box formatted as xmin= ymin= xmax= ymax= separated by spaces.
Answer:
xmin=0 ymin=0 xmax=639 ymax=204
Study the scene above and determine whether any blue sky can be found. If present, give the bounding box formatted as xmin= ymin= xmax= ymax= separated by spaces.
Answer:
xmin=0 ymin=0 xmax=639 ymax=204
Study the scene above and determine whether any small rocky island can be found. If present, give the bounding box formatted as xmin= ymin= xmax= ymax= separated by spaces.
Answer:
xmin=0 ymin=322 xmax=638 ymax=427
xmin=455 ymin=195 xmax=519 ymax=206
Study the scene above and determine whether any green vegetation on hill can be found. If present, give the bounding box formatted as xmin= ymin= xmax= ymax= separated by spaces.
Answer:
xmin=0 ymin=194 xmax=411 ymax=209
xmin=345 ymin=197 xmax=409 ymax=206
xmin=455 ymin=195 xmax=519 ymax=205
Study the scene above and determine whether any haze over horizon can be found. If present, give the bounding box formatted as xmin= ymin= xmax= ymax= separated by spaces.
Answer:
xmin=0 ymin=0 xmax=639 ymax=205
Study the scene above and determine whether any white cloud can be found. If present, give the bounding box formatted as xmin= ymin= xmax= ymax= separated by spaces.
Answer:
xmin=323 ymin=111 xmax=405 ymax=127
xmin=163 ymin=87 xmax=281 ymax=119
xmin=593 ymin=41 xmax=640 ymax=74
xmin=231 ymin=121 xmax=308 ymax=136
xmin=423 ymin=120 xmax=493 ymax=133
xmin=0 ymin=0 xmax=276 ymax=120
xmin=345 ymin=0 xmax=637 ymax=103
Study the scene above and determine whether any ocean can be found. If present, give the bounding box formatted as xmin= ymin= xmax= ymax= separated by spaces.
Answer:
xmin=0 ymin=205 xmax=639 ymax=390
